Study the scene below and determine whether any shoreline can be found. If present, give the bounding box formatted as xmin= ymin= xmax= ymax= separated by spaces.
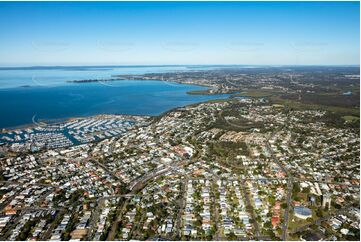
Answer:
xmin=67 ymin=76 xmax=214 ymax=88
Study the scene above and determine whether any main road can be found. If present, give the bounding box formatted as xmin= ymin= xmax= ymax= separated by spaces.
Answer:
xmin=106 ymin=158 xmax=186 ymax=240
xmin=265 ymin=132 xmax=293 ymax=241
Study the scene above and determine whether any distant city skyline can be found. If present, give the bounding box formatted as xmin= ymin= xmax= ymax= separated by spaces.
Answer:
xmin=0 ymin=1 xmax=359 ymax=66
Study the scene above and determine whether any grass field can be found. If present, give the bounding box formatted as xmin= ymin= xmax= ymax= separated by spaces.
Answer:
xmin=342 ymin=115 xmax=360 ymax=122
xmin=232 ymin=90 xmax=277 ymax=98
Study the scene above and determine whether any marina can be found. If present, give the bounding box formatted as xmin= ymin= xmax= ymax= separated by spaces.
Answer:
xmin=0 ymin=115 xmax=148 ymax=152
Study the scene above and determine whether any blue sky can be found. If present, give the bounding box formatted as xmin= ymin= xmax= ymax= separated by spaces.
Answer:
xmin=0 ymin=1 xmax=359 ymax=66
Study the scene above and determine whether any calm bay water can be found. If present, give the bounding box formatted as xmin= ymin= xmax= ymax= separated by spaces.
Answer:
xmin=0 ymin=66 xmax=228 ymax=128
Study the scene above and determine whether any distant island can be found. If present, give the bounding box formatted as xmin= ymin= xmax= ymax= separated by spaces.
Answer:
xmin=67 ymin=78 xmax=126 ymax=83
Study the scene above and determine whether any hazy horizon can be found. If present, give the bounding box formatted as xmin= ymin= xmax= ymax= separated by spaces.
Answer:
xmin=0 ymin=64 xmax=360 ymax=69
